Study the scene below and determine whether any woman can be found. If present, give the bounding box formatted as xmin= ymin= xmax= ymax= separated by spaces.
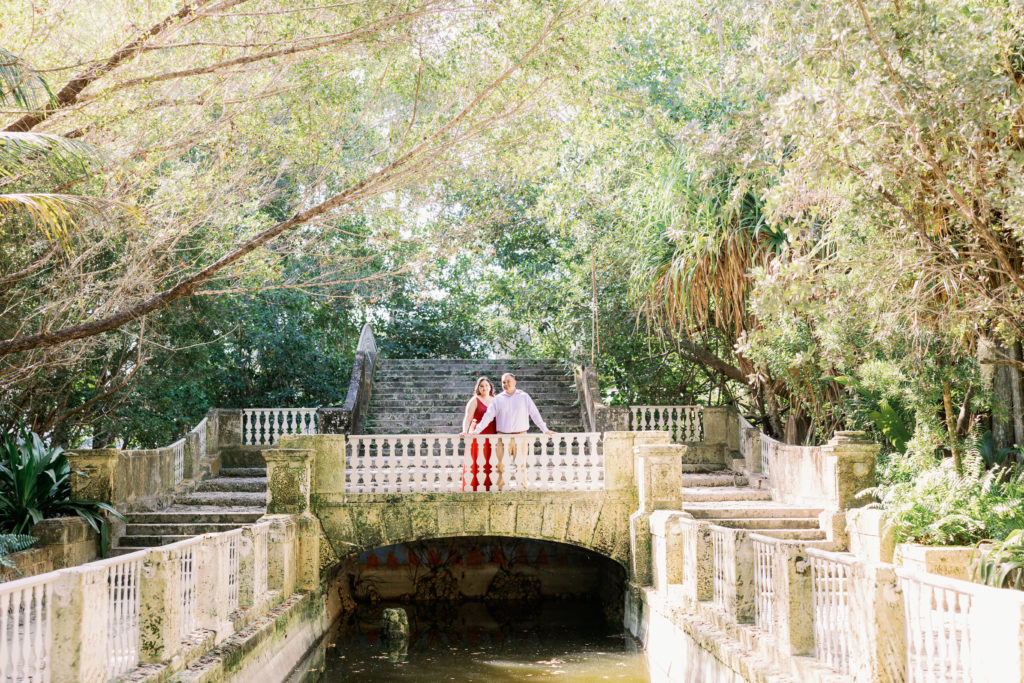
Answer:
xmin=460 ymin=376 xmax=495 ymax=491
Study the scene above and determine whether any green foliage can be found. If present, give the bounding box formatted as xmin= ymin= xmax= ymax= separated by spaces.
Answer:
xmin=874 ymin=441 xmax=1024 ymax=546
xmin=973 ymin=529 xmax=1024 ymax=590
xmin=0 ymin=426 xmax=123 ymax=535
xmin=0 ymin=534 xmax=37 ymax=574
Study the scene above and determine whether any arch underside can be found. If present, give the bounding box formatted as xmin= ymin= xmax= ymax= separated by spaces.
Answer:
xmin=314 ymin=491 xmax=633 ymax=569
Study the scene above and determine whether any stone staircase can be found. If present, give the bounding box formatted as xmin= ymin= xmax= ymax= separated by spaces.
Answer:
xmin=112 ymin=449 xmax=267 ymax=554
xmin=679 ymin=475 xmax=826 ymax=541
xmin=364 ymin=358 xmax=584 ymax=434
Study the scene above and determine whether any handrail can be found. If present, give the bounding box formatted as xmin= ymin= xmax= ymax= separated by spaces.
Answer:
xmin=340 ymin=322 xmax=379 ymax=434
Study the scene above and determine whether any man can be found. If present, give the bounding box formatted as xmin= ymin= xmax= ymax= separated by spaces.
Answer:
xmin=470 ymin=373 xmax=554 ymax=489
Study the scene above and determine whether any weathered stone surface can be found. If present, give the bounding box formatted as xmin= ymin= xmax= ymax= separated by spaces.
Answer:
xmin=489 ymin=502 xmax=516 ymax=535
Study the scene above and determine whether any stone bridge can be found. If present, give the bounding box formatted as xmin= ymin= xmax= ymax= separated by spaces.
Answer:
xmin=261 ymin=433 xmax=651 ymax=580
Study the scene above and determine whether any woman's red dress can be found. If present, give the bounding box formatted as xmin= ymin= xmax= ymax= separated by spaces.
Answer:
xmin=464 ymin=397 xmax=496 ymax=491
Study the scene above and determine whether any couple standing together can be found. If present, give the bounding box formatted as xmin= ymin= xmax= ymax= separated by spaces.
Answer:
xmin=459 ymin=373 xmax=554 ymax=491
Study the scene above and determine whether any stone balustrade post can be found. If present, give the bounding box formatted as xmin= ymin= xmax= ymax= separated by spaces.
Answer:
xmin=715 ymin=527 xmax=756 ymax=623
xmin=595 ymin=405 xmax=630 ymax=432
xmin=650 ymin=511 xmax=687 ymax=592
xmin=238 ymin=526 xmax=260 ymax=611
xmin=629 ymin=431 xmax=675 ymax=586
xmin=636 ymin=444 xmax=684 ymax=512
xmin=681 ymin=519 xmax=713 ymax=602
xmin=267 ymin=515 xmax=298 ymax=597
xmin=702 ymin=406 xmax=737 ymax=448
xmin=773 ymin=541 xmax=814 ymax=656
xmin=66 ymin=448 xmax=120 ymax=505
xmin=214 ymin=409 xmax=242 ymax=449
xmin=51 ymin=565 xmax=109 ymax=682
xmin=602 ymin=431 xmax=636 ymax=491
xmin=264 ymin=448 xmax=314 ymax=514
xmin=823 ymin=431 xmax=878 ymax=510
xmin=139 ymin=546 xmax=184 ymax=662
xmin=969 ymin=584 xmax=1024 ymax=682
xmin=848 ymin=563 xmax=905 ymax=683
xmin=195 ymin=535 xmax=233 ymax=641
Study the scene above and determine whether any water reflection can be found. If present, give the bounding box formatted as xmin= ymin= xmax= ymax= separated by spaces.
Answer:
xmin=292 ymin=600 xmax=650 ymax=682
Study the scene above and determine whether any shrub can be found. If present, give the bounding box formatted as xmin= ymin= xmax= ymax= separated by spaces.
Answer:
xmin=0 ymin=426 xmax=123 ymax=535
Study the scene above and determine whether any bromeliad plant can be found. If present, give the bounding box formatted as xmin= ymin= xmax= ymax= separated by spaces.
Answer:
xmin=0 ymin=426 xmax=123 ymax=535
xmin=974 ymin=529 xmax=1024 ymax=591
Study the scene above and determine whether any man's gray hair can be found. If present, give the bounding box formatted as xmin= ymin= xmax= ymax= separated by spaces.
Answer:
xmin=501 ymin=372 xmax=516 ymax=381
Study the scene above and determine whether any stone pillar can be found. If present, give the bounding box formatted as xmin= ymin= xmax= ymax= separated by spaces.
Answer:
xmin=215 ymin=409 xmax=243 ymax=449
xmin=773 ymin=541 xmax=814 ymax=655
xmin=602 ymin=431 xmax=636 ymax=491
xmin=848 ymin=563 xmax=905 ymax=683
xmin=650 ymin=511 xmax=687 ymax=592
xmin=264 ymin=448 xmax=314 ymax=514
xmin=636 ymin=444 xmax=683 ymax=512
xmin=629 ymin=431 xmax=675 ymax=587
xmin=629 ymin=511 xmax=652 ymax=586
xmin=267 ymin=515 xmax=298 ymax=597
xmin=969 ymin=584 xmax=1024 ymax=682
xmin=195 ymin=535 xmax=233 ymax=641
xmin=139 ymin=546 xmax=184 ymax=661
xmin=51 ymin=565 xmax=109 ymax=682
xmin=823 ymin=431 xmax=878 ymax=509
xmin=66 ymin=449 xmax=120 ymax=504
xmin=716 ymin=527 xmax=756 ymax=623
xmin=681 ymin=519 xmax=714 ymax=602
xmin=596 ymin=405 xmax=630 ymax=432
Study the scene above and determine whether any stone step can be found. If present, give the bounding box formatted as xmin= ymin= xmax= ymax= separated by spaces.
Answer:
xmin=128 ymin=509 xmax=265 ymax=524
xmin=679 ymin=473 xmax=749 ymax=487
xmin=365 ymin=406 xmax=581 ymax=417
xmin=680 ymin=463 xmax=723 ymax=473
xmin=196 ymin=477 xmax=267 ymax=493
xmin=219 ymin=449 xmax=269 ymax=468
xmin=684 ymin=505 xmax=824 ymax=520
xmin=125 ymin=522 xmax=247 ymax=536
xmin=219 ymin=467 xmax=267 ymax=478
xmin=704 ymin=518 xmax=821 ymax=530
xmin=680 ymin=487 xmax=773 ymax=502
xmin=115 ymin=534 xmax=194 ymax=548
xmin=175 ymin=491 xmax=267 ymax=506
xmin=748 ymin=529 xmax=828 ymax=541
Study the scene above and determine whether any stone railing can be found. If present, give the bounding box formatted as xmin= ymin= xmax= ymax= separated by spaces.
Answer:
xmin=0 ymin=517 xmax=310 ymax=682
xmin=241 ymin=407 xmax=318 ymax=445
xmin=68 ymin=413 xmax=217 ymax=513
xmin=807 ymin=547 xmax=855 ymax=674
xmin=640 ymin=505 xmax=1024 ymax=682
xmin=320 ymin=322 xmax=379 ymax=435
xmin=344 ymin=432 xmax=603 ymax=493
xmin=629 ymin=405 xmax=704 ymax=442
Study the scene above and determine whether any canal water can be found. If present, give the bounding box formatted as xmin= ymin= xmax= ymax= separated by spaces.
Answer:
xmin=289 ymin=599 xmax=650 ymax=682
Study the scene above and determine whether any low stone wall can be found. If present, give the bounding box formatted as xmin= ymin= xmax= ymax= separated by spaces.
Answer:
xmin=0 ymin=517 xmax=98 ymax=581
xmin=766 ymin=431 xmax=877 ymax=510
xmin=67 ymin=411 xmax=220 ymax=513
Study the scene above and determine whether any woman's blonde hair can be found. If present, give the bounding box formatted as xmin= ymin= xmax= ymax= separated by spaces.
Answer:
xmin=474 ymin=376 xmax=494 ymax=397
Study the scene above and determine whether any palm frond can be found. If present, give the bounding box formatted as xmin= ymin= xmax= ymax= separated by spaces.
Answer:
xmin=0 ymin=49 xmax=52 ymax=111
xmin=0 ymin=132 xmax=99 ymax=180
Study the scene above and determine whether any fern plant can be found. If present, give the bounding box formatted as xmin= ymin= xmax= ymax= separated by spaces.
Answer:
xmin=0 ymin=534 xmax=37 ymax=574
xmin=0 ymin=426 xmax=123 ymax=535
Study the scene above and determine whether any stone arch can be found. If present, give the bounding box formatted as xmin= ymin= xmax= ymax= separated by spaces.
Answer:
xmin=313 ymin=492 xmax=633 ymax=572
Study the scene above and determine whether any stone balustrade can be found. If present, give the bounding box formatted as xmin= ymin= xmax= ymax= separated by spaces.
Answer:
xmin=0 ymin=517 xmax=317 ymax=683
xmin=631 ymin=434 xmax=1024 ymax=683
